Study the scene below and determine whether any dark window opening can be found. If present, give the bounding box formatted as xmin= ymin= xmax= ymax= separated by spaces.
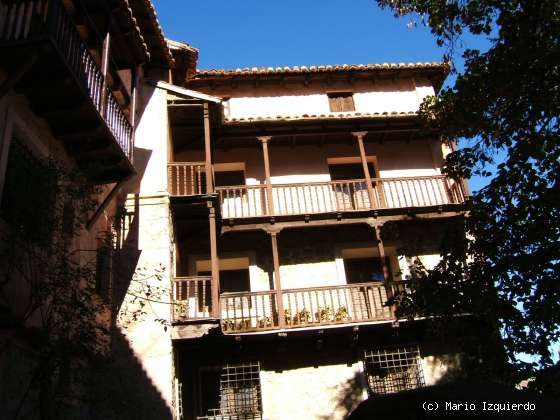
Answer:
xmin=328 ymin=162 xmax=376 ymax=181
xmin=363 ymin=346 xmax=426 ymax=395
xmin=215 ymin=170 xmax=245 ymax=188
xmin=219 ymin=269 xmax=250 ymax=293
xmin=328 ymin=92 xmax=355 ymax=112
xmin=344 ymin=257 xmax=388 ymax=284
xmin=0 ymin=139 xmax=57 ymax=241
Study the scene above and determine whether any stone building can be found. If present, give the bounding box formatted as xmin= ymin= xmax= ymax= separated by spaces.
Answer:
xmin=0 ymin=1 xmax=470 ymax=419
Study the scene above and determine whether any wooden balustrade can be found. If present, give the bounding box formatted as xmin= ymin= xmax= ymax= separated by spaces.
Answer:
xmin=172 ymin=276 xmax=213 ymax=321
xmin=217 ymin=282 xmax=398 ymax=333
xmin=172 ymin=279 xmax=414 ymax=332
xmin=0 ymin=0 xmax=133 ymax=159
xmin=281 ymin=282 xmax=392 ymax=328
xmin=216 ymin=175 xmax=466 ymax=219
xmin=168 ymin=162 xmax=206 ymax=196
xmin=220 ymin=290 xmax=278 ymax=332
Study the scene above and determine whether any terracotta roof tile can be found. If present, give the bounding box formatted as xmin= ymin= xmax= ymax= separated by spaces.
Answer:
xmin=223 ymin=111 xmax=418 ymax=124
xmin=129 ymin=0 xmax=175 ymax=66
xmin=195 ymin=62 xmax=448 ymax=78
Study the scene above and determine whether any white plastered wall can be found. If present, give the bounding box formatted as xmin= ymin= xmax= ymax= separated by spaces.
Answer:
xmin=118 ymin=84 xmax=174 ymax=410
xmin=260 ymin=362 xmax=366 ymax=420
xmin=224 ymin=78 xmax=435 ymax=120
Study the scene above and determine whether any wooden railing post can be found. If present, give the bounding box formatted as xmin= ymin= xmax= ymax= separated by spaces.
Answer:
xmin=258 ymin=136 xmax=275 ymax=216
xmin=267 ymin=228 xmax=285 ymax=328
xmin=203 ymin=103 xmax=214 ymax=194
xmin=352 ymin=131 xmax=377 ymax=209
xmin=208 ymin=201 xmax=220 ymax=318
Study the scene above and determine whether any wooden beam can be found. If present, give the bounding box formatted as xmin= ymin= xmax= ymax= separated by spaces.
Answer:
xmin=258 ymin=136 xmax=275 ymax=217
xmin=208 ymin=201 xmax=221 ymax=318
xmin=203 ymin=103 xmax=214 ymax=193
xmin=219 ymin=211 xmax=467 ymax=234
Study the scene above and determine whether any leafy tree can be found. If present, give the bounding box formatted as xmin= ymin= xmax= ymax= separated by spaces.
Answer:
xmin=376 ymin=0 xmax=560 ymax=387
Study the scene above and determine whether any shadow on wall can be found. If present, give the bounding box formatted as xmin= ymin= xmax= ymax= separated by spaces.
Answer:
xmin=319 ymin=371 xmax=365 ymax=420
xmin=85 ymin=145 xmax=173 ymax=419
xmin=86 ymin=328 xmax=172 ymax=420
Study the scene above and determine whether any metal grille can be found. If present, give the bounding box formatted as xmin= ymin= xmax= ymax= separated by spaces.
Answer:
xmin=363 ymin=346 xmax=425 ymax=395
xmin=198 ymin=362 xmax=262 ymax=420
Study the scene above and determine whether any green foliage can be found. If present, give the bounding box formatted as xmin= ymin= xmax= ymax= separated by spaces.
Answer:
xmin=376 ymin=0 xmax=560 ymax=386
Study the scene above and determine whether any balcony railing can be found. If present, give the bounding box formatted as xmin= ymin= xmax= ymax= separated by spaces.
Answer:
xmin=168 ymin=162 xmax=206 ymax=196
xmin=172 ymin=276 xmax=213 ymax=321
xmin=0 ymin=0 xmax=133 ymax=159
xmin=220 ymin=282 xmax=393 ymax=333
xmin=216 ymin=175 xmax=466 ymax=219
xmin=172 ymin=279 xmax=401 ymax=332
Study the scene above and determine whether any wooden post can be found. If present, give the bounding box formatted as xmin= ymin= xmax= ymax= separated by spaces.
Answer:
xmin=100 ymin=30 xmax=111 ymax=117
xmin=129 ymin=65 xmax=141 ymax=163
xmin=208 ymin=201 xmax=220 ymax=318
xmin=204 ymin=103 xmax=214 ymax=194
xmin=269 ymin=229 xmax=286 ymax=328
xmin=130 ymin=66 xmax=141 ymax=129
xmin=258 ymin=136 xmax=274 ymax=216
xmin=352 ymin=131 xmax=376 ymax=209
xmin=371 ymin=222 xmax=395 ymax=320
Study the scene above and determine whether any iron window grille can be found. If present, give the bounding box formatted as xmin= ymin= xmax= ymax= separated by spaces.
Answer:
xmin=363 ymin=345 xmax=426 ymax=395
xmin=198 ymin=362 xmax=262 ymax=420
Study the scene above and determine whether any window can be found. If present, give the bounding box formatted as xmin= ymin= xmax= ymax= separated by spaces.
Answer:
xmin=344 ymin=257 xmax=388 ymax=283
xmin=328 ymin=92 xmax=355 ymax=112
xmin=328 ymin=162 xmax=375 ymax=181
xmin=197 ymin=362 xmax=262 ymax=420
xmin=363 ymin=346 xmax=426 ymax=395
xmin=215 ymin=170 xmax=245 ymax=188
xmin=0 ymin=139 xmax=57 ymax=241
xmin=328 ymin=162 xmax=377 ymax=210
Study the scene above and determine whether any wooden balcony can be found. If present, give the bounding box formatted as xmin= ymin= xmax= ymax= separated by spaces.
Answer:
xmin=216 ymin=175 xmax=465 ymax=220
xmin=168 ymin=163 xmax=467 ymax=219
xmin=172 ymin=278 xmax=406 ymax=333
xmin=0 ymin=0 xmax=134 ymax=182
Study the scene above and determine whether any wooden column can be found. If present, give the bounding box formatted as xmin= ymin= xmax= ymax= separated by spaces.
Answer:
xmin=204 ymin=103 xmax=214 ymax=193
xmin=258 ymin=136 xmax=274 ymax=216
xmin=352 ymin=131 xmax=376 ymax=209
xmin=208 ymin=201 xmax=220 ymax=318
xmin=268 ymin=229 xmax=286 ymax=328
xmin=370 ymin=221 xmax=395 ymax=319
xmin=129 ymin=65 xmax=141 ymax=163
xmin=100 ymin=30 xmax=111 ymax=117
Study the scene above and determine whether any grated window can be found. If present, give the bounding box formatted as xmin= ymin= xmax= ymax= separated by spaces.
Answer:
xmin=363 ymin=345 xmax=425 ymax=395
xmin=198 ymin=362 xmax=262 ymax=420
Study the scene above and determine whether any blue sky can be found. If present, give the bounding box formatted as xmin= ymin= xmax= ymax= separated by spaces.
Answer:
xmin=152 ymin=0 xmax=492 ymax=191
xmin=153 ymin=0 xmax=444 ymax=69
